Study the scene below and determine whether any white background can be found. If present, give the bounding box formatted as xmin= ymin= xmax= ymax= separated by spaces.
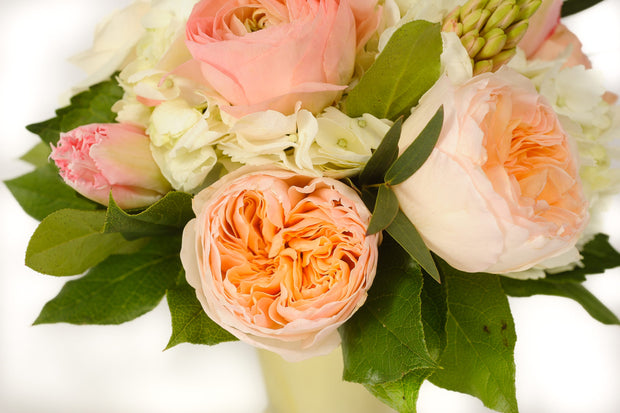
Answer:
xmin=0 ymin=1 xmax=618 ymax=412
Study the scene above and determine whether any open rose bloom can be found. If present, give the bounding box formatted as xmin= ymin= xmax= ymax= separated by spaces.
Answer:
xmin=183 ymin=0 xmax=381 ymax=117
xmin=181 ymin=167 xmax=379 ymax=360
xmin=394 ymin=68 xmax=589 ymax=276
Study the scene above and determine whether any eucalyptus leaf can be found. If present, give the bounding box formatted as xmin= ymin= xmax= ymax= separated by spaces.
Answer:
xmin=26 ymin=209 xmax=144 ymax=276
xmin=359 ymin=118 xmax=402 ymax=185
xmin=26 ymin=76 xmax=123 ymax=145
xmin=430 ymin=260 xmax=518 ymax=413
xmin=4 ymin=163 xmax=99 ymax=221
xmin=366 ymin=184 xmax=399 ymax=235
xmin=385 ymin=107 xmax=443 ymax=186
xmin=344 ymin=20 xmax=442 ymax=120
xmin=386 ymin=210 xmax=439 ymax=282
xmin=104 ymin=191 xmax=194 ymax=240
xmin=339 ymin=236 xmax=437 ymax=386
xmin=561 ymin=0 xmax=605 ymax=17
xmin=501 ymin=277 xmax=620 ymax=325
xmin=34 ymin=236 xmax=182 ymax=325
xmin=166 ymin=282 xmax=237 ymax=349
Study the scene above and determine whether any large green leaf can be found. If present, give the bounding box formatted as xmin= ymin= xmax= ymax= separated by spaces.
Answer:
xmin=420 ymin=272 xmax=447 ymax=361
xmin=386 ymin=210 xmax=439 ymax=282
xmin=19 ymin=142 xmax=51 ymax=167
xmin=430 ymin=261 xmax=518 ymax=413
xmin=34 ymin=236 xmax=182 ymax=325
xmin=561 ymin=0 xmax=606 ymax=17
xmin=26 ymin=209 xmax=144 ymax=276
xmin=344 ymin=20 xmax=442 ymax=120
xmin=4 ymin=163 xmax=99 ymax=221
xmin=339 ymin=237 xmax=437 ymax=386
xmin=385 ymin=107 xmax=443 ymax=186
xmin=501 ymin=277 xmax=619 ymax=325
xmin=104 ymin=191 xmax=194 ymax=240
xmin=366 ymin=369 xmax=433 ymax=413
xmin=166 ymin=282 xmax=237 ymax=349
xmin=26 ymin=76 xmax=123 ymax=145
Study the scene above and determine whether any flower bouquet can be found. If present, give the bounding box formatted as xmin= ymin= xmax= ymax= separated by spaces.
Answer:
xmin=5 ymin=0 xmax=620 ymax=412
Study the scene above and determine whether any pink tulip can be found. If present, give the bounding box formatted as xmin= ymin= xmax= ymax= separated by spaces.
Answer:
xmin=51 ymin=123 xmax=171 ymax=209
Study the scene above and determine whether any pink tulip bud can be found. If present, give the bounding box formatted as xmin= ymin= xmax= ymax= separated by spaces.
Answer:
xmin=51 ymin=123 xmax=171 ymax=209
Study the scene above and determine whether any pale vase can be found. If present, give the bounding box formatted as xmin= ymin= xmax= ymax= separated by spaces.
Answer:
xmin=259 ymin=347 xmax=396 ymax=413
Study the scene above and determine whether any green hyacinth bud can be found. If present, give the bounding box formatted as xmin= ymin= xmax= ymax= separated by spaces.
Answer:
xmin=504 ymin=20 xmax=529 ymax=49
xmin=473 ymin=59 xmax=495 ymax=75
xmin=442 ymin=0 xmax=541 ymax=74
xmin=478 ymin=28 xmax=507 ymax=59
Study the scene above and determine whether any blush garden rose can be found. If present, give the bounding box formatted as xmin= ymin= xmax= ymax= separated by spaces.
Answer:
xmin=393 ymin=68 xmax=589 ymax=276
xmin=180 ymin=167 xmax=379 ymax=360
xmin=183 ymin=0 xmax=382 ymax=118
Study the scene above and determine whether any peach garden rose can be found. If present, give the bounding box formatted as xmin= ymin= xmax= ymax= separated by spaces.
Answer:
xmin=180 ymin=167 xmax=379 ymax=360
xmin=183 ymin=0 xmax=382 ymax=118
xmin=393 ymin=68 xmax=589 ymax=276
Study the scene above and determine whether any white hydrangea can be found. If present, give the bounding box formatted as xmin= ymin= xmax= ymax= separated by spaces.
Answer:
xmin=217 ymin=107 xmax=391 ymax=178
xmin=147 ymin=99 xmax=227 ymax=192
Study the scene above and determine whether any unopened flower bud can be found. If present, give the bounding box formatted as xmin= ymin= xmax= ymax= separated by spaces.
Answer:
xmin=483 ymin=2 xmax=518 ymax=34
xmin=51 ymin=123 xmax=171 ymax=209
xmin=504 ymin=20 xmax=529 ymax=48
xmin=461 ymin=0 xmax=491 ymax=17
xmin=518 ymin=0 xmax=543 ymax=19
xmin=461 ymin=31 xmax=487 ymax=58
xmin=477 ymin=28 xmax=507 ymax=59
xmin=473 ymin=59 xmax=495 ymax=75
xmin=491 ymin=48 xmax=517 ymax=70
xmin=462 ymin=9 xmax=492 ymax=33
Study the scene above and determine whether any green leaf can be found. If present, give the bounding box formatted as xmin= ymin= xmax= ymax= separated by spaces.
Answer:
xmin=166 ymin=282 xmax=237 ymax=349
xmin=385 ymin=107 xmax=443 ymax=186
xmin=4 ymin=163 xmax=99 ymax=221
xmin=104 ymin=191 xmax=194 ymax=240
xmin=546 ymin=234 xmax=620 ymax=283
xmin=501 ymin=277 xmax=620 ymax=325
xmin=386 ymin=210 xmax=439 ymax=282
xmin=359 ymin=118 xmax=402 ymax=185
xmin=420 ymin=272 xmax=447 ymax=361
xmin=366 ymin=368 xmax=433 ymax=413
xmin=561 ymin=0 xmax=605 ymax=17
xmin=26 ymin=209 xmax=145 ymax=276
xmin=34 ymin=236 xmax=182 ymax=325
xmin=430 ymin=261 xmax=518 ymax=413
xmin=26 ymin=76 xmax=123 ymax=145
xmin=20 ymin=142 xmax=52 ymax=167
xmin=367 ymin=184 xmax=399 ymax=235
xmin=344 ymin=20 xmax=442 ymax=120
xmin=339 ymin=236 xmax=437 ymax=386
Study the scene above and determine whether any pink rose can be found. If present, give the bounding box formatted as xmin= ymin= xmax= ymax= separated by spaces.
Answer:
xmin=51 ymin=123 xmax=171 ymax=209
xmin=183 ymin=0 xmax=381 ymax=118
xmin=180 ymin=167 xmax=379 ymax=360
xmin=393 ymin=69 xmax=588 ymax=274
